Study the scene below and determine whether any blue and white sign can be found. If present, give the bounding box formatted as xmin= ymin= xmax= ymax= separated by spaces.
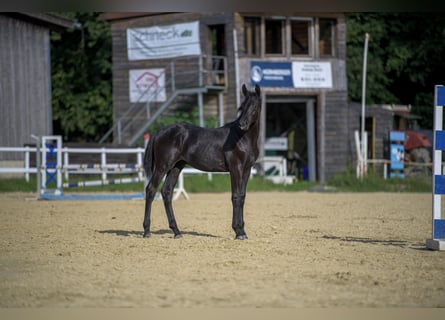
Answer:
xmin=250 ymin=61 xmax=332 ymax=88
xmin=250 ymin=61 xmax=293 ymax=87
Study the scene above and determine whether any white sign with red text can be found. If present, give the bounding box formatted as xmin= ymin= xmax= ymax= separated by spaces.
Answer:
xmin=129 ymin=69 xmax=166 ymax=103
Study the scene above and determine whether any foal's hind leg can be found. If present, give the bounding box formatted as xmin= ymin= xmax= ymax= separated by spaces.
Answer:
xmin=143 ymin=170 xmax=165 ymax=238
xmin=161 ymin=163 xmax=185 ymax=238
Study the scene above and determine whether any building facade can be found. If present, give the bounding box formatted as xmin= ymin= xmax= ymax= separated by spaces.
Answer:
xmin=103 ymin=12 xmax=349 ymax=182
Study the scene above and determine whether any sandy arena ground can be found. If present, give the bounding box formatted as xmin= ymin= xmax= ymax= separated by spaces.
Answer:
xmin=0 ymin=191 xmax=444 ymax=307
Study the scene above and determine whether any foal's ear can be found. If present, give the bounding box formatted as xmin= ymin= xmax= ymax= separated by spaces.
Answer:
xmin=255 ymin=85 xmax=261 ymax=96
xmin=242 ymin=84 xmax=248 ymax=97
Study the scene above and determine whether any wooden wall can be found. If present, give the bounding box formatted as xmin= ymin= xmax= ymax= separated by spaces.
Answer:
xmin=348 ymin=103 xmax=395 ymax=161
xmin=0 ymin=15 xmax=52 ymax=160
xmin=323 ymin=90 xmax=350 ymax=180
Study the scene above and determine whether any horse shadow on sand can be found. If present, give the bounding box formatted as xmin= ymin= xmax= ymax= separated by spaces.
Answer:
xmin=97 ymin=229 xmax=220 ymax=239
xmin=321 ymin=235 xmax=427 ymax=251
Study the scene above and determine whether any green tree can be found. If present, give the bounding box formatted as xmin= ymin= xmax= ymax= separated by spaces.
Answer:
xmin=347 ymin=13 xmax=445 ymax=129
xmin=51 ymin=12 xmax=112 ymax=142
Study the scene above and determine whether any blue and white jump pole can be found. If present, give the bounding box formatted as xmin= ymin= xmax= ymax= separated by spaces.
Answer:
xmin=427 ymin=85 xmax=445 ymax=250
xmin=41 ymin=136 xmax=63 ymax=196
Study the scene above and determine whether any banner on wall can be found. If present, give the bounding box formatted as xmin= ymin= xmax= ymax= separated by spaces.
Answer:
xmin=129 ymin=69 xmax=166 ymax=103
xmin=250 ymin=61 xmax=293 ymax=87
xmin=250 ymin=60 xmax=332 ymax=89
xmin=127 ymin=21 xmax=201 ymax=60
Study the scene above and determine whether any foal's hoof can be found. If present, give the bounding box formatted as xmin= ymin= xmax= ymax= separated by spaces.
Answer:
xmin=174 ymin=233 xmax=183 ymax=239
xmin=235 ymin=234 xmax=248 ymax=240
xmin=143 ymin=232 xmax=151 ymax=238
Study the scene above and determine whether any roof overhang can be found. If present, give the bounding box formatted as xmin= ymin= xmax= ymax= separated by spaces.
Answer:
xmin=100 ymin=12 xmax=167 ymax=22
xmin=2 ymin=12 xmax=76 ymax=32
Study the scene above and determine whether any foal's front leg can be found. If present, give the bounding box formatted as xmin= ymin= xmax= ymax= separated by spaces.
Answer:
xmin=230 ymin=168 xmax=250 ymax=240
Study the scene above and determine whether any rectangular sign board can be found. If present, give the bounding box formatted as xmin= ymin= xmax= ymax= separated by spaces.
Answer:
xmin=129 ymin=69 xmax=166 ymax=103
xmin=127 ymin=21 xmax=201 ymax=60
xmin=251 ymin=60 xmax=332 ymax=89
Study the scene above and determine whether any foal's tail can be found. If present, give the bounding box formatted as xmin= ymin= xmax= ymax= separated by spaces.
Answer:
xmin=143 ymin=136 xmax=155 ymax=190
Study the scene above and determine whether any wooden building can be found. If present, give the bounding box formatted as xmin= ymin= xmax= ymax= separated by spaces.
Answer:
xmin=0 ymin=13 xmax=74 ymax=160
xmin=102 ymin=12 xmax=349 ymax=182
xmin=349 ymin=102 xmax=395 ymax=162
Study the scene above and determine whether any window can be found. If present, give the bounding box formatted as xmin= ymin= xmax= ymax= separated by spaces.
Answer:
xmin=319 ymin=18 xmax=336 ymax=56
xmin=290 ymin=19 xmax=311 ymax=56
xmin=242 ymin=16 xmax=337 ymax=58
xmin=210 ymin=24 xmax=226 ymax=56
xmin=265 ymin=18 xmax=284 ymax=55
xmin=244 ymin=17 xmax=260 ymax=55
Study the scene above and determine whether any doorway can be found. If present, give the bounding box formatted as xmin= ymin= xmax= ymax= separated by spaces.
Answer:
xmin=265 ymin=97 xmax=317 ymax=181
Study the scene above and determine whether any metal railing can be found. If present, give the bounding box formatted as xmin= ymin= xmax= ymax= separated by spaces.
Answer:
xmin=99 ymin=55 xmax=227 ymax=145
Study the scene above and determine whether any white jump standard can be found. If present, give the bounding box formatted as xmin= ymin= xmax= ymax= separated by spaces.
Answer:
xmin=427 ymin=85 xmax=445 ymax=251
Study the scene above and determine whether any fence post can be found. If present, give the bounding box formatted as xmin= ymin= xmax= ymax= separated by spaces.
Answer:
xmin=137 ymin=148 xmax=143 ymax=180
xmin=25 ymin=146 xmax=30 ymax=182
xmin=30 ymin=135 xmax=42 ymax=198
xmin=64 ymin=148 xmax=69 ymax=182
xmin=101 ymin=148 xmax=107 ymax=182
xmin=383 ymin=162 xmax=388 ymax=179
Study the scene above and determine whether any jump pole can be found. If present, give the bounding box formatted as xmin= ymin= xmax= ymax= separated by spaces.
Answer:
xmin=426 ymin=85 xmax=445 ymax=250
xmin=61 ymin=174 xmax=188 ymax=200
xmin=63 ymin=176 xmax=145 ymax=188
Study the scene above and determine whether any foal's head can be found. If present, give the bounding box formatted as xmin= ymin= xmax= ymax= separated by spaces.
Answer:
xmin=238 ymin=84 xmax=262 ymax=131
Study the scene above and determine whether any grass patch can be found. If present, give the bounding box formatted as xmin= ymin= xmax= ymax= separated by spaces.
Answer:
xmin=0 ymin=174 xmax=316 ymax=194
xmin=184 ymin=174 xmax=317 ymax=193
xmin=0 ymin=176 xmax=38 ymax=192
xmin=326 ymin=169 xmax=431 ymax=192
xmin=0 ymin=170 xmax=432 ymax=194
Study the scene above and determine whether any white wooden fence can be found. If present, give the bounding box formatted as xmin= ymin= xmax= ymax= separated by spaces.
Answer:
xmin=0 ymin=136 xmax=291 ymax=199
